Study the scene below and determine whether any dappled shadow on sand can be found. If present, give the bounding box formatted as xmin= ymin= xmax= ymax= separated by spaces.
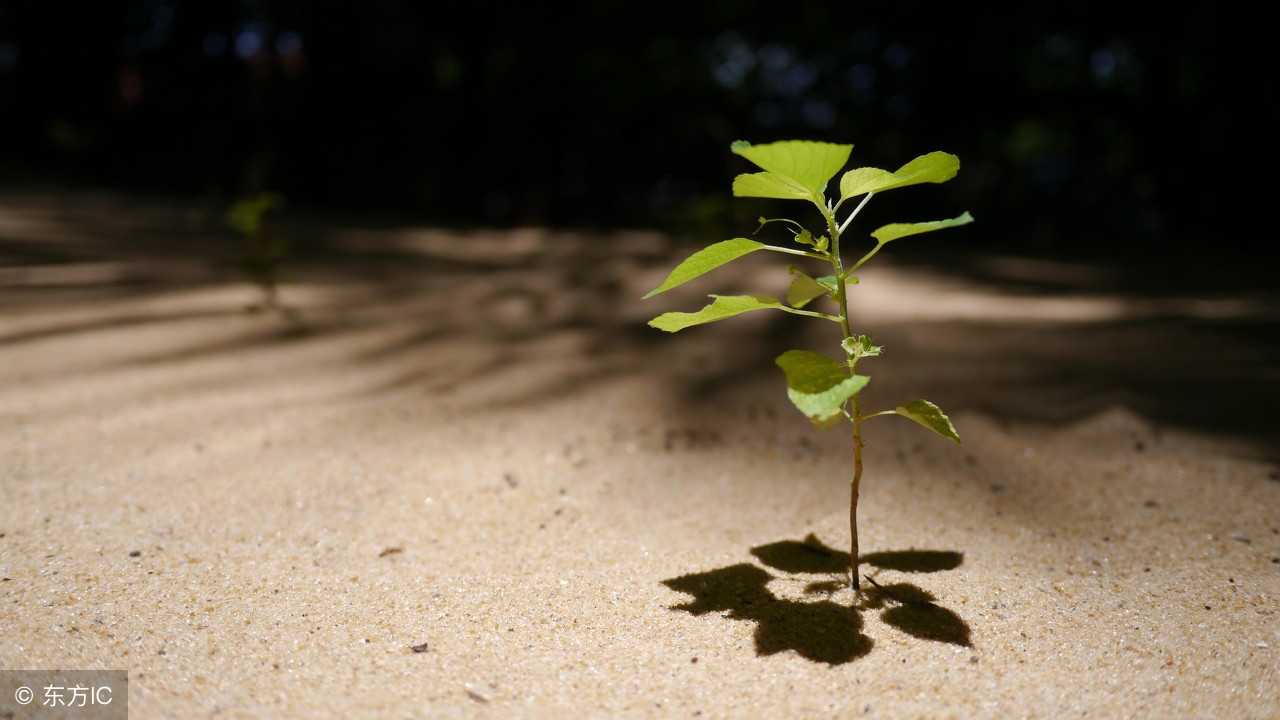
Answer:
xmin=663 ymin=563 xmax=872 ymax=665
xmin=4 ymin=189 xmax=1276 ymax=461
xmin=661 ymin=534 xmax=970 ymax=665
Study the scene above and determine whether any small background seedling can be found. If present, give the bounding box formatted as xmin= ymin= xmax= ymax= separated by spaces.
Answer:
xmin=646 ymin=140 xmax=973 ymax=593
xmin=225 ymin=191 xmax=290 ymax=314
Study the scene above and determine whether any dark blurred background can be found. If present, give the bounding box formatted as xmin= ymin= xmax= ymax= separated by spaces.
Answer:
xmin=0 ymin=1 xmax=1274 ymax=263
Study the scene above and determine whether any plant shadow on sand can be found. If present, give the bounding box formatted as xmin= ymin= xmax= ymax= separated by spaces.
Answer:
xmin=662 ymin=534 xmax=970 ymax=665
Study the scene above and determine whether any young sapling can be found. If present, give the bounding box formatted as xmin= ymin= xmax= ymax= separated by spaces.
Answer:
xmin=226 ymin=191 xmax=290 ymax=313
xmin=645 ymin=140 xmax=972 ymax=592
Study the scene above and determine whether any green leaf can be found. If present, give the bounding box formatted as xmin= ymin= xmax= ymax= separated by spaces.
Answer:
xmin=792 ymin=233 xmax=830 ymax=253
xmin=643 ymin=238 xmax=766 ymax=299
xmin=810 ymin=412 xmax=846 ymax=430
xmin=775 ymin=349 xmax=870 ymax=427
xmin=731 ymin=140 xmax=854 ymax=199
xmin=786 ymin=266 xmax=832 ymax=308
xmin=841 ymin=334 xmax=882 ymax=358
xmin=838 ymin=151 xmax=961 ymax=201
xmin=894 ymin=399 xmax=961 ymax=443
xmin=649 ymin=294 xmax=783 ymax=332
xmin=226 ymin=191 xmax=284 ymax=236
xmin=871 ymin=212 xmax=974 ymax=244
xmin=733 ymin=171 xmax=815 ymax=200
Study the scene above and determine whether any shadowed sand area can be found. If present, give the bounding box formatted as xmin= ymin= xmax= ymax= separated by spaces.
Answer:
xmin=2 ymin=189 xmax=1278 ymax=718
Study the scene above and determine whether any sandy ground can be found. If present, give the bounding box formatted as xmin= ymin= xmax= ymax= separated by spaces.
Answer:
xmin=2 ymin=189 xmax=1278 ymax=718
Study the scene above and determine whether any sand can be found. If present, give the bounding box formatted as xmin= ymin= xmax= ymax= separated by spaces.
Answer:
xmin=1 ymin=189 xmax=1277 ymax=718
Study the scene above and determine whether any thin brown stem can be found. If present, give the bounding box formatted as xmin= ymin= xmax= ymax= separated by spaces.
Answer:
xmin=850 ymin=392 xmax=864 ymax=591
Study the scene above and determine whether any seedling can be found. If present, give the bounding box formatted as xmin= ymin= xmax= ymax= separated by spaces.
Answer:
xmin=226 ymin=191 xmax=289 ymax=313
xmin=645 ymin=140 xmax=972 ymax=592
